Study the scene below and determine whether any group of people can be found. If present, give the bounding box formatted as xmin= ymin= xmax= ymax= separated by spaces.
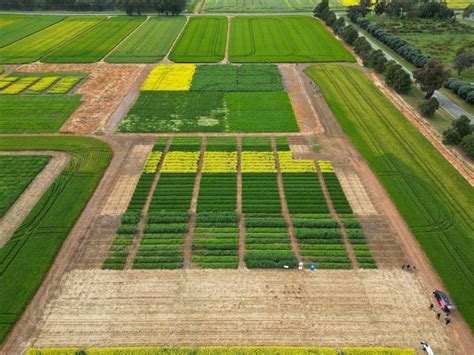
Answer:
xmin=430 ymin=303 xmax=451 ymax=325
xmin=401 ymin=264 xmax=416 ymax=271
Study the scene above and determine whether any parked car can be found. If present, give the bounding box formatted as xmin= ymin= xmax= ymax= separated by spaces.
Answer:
xmin=433 ymin=290 xmax=455 ymax=313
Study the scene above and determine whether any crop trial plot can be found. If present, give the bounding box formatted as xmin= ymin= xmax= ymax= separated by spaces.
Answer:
xmin=169 ymin=16 xmax=227 ymax=63
xmin=119 ymin=64 xmax=298 ymax=133
xmin=229 ymin=16 xmax=355 ymax=63
xmin=0 ymin=17 xmax=103 ymax=64
xmin=0 ymin=95 xmax=81 ymax=133
xmin=42 ymin=17 xmax=143 ymax=63
xmin=106 ymin=16 xmax=186 ymax=63
xmin=0 ymin=136 xmax=111 ymax=344
xmin=203 ymin=0 xmax=320 ymax=12
xmin=0 ymin=15 xmax=64 ymax=48
xmin=0 ymin=74 xmax=84 ymax=95
xmin=0 ymin=155 xmax=50 ymax=218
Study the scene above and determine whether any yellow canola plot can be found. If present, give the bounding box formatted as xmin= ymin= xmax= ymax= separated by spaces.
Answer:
xmin=318 ymin=160 xmax=335 ymax=173
xmin=278 ymin=152 xmax=316 ymax=173
xmin=241 ymin=152 xmax=276 ymax=173
xmin=143 ymin=151 xmax=162 ymax=174
xmin=161 ymin=151 xmax=200 ymax=173
xmin=141 ymin=64 xmax=196 ymax=91
xmin=0 ymin=77 xmax=39 ymax=95
xmin=0 ymin=76 xmax=18 ymax=90
xmin=26 ymin=77 xmax=59 ymax=93
xmin=202 ymin=152 xmax=237 ymax=173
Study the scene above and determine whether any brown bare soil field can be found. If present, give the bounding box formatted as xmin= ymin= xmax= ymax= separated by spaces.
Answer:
xmin=30 ymin=269 xmax=454 ymax=352
xmin=15 ymin=63 xmax=146 ymax=135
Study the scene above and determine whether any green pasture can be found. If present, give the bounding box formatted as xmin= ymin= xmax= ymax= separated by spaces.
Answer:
xmin=0 ymin=136 xmax=112 ymax=344
xmin=105 ymin=16 xmax=186 ymax=63
xmin=305 ymin=64 xmax=474 ymax=329
xmin=229 ymin=16 xmax=355 ymax=63
xmin=169 ymin=16 xmax=227 ymax=63
xmin=202 ymin=0 xmax=323 ymax=12
xmin=43 ymin=16 xmax=143 ymax=63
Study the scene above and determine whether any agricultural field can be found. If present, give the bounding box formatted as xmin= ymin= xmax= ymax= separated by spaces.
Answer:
xmin=105 ymin=16 xmax=186 ymax=63
xmin=203 ymin=0 xmax=321 ymax=12
xmin=0 ymin=95 xmax=81 ymax=133
xmin=229 ymin=16 xmax=355 ymax=63
xmin=42 ymin=17 xmax=143 ymax=63
xmin=119 ymin=64 xmax=298 ymax=132
xmin=305 ymin=64 xmax=474 ymax=328
xmin=0 ymin=15 xmax=64 ymax=48
xmin=0 ymin=16 xmax=103 ymax=64
xmin=0 ymin=136 xmax=111 ymax=344
xmin=169 ymin=16 xmax=227 ymax=63
xmin=0 ymin=155 xmax=50 ymax=218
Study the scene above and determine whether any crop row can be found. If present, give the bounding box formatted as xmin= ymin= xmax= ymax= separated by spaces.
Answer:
xmin=103 ymin=145 xmax=165 ymax=270
xmin=192 ymin=212 xmax=239 ymax=268
xmin=0 ymin=75 xmax=82 ymax=95
xmin=198 ymin=173 xmax=236 ymax=212
xmin=343 ymin=218 xmax=376 ymax=269
xmin=245 ymin=213 xmax=296 ymax=268
xmin=293 ymin=214 xmax=351 ymax=269
xmin=134 ymin=212 xmax=188 ymax=269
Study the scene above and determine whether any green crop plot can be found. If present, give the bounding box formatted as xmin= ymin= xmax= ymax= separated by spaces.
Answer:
xmin=0 ymin=136 xmax=111 ymax=344
xmin=169 ymin=16 xmax=227 ymax=63
xmin=43 ymin=16 xmax=143 ymax=63
xmin=306 ymin=64 xmax=474 ymax=328
xmin=0 ymin=15 xmax=64 ymax=48
xmin=0 ymin=16 xmax=103 ymax=64
xmin=190 ymin=64 xmax=283 ymax=91
xmin=0 ymin=155 xmax=50 ymax=218
xmin=105 ymin=16 xmax=186 ymax=63
xmin=229 ymin=16 xmax=355 ymax=63
xmin=0 ymin=95 xmax=81 ymax=133
xmin=119 ymin=91 xmax=297 ymax=133
xmin=203 ymin=0 xmax=322 ymax=12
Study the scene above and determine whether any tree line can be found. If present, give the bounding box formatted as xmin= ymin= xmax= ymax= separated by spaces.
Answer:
xmin=314 ymin=0 xmax=473 ymax=160
xmin=0 ymin=0 xmax=187 ymax=14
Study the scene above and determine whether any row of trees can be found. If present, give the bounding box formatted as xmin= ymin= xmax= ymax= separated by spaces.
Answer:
xmin=315 ymin=0 xmax=474 ymax=160
xmin=443 ymin=116 xmax=474 ymax=160
xmin=346 ymin=0 xmax=454 ymax=20
xmin=354 ymin=17 xmax=429 ymax=68
xmin=0 ymin=0 xmax=187 ymax=14
xmin=314 ymin=1 xmax=412 ymax=96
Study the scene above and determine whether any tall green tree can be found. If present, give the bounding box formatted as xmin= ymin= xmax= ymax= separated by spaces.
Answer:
xmin=414 ymin=59 xmax=450 ymax=99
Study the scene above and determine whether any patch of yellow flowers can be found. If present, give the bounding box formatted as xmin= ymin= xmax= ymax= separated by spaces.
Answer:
xmin=202 ymin=152 xmax=237 ymax=173
xmin=26 ymin=77 xmax=59 ymax=93
xmin=143 ymin=152 xmax=162 ymax=174
xmin=241 ymin=152 xmax=276 ymax=173
xmin=0 ymin=77 xmax=18 ymax=90
xmin=141 ymin=64 xmax=196 ymax=91
xmin=161 ymin=151 xmax=200 ymax=173
xmin=278 ymin=152 xmax=316 ymax=173
xmin=318 ymin=160 xmax=335 ymax=173
xmin=0 ymin=77 xmax=39 ymax=95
